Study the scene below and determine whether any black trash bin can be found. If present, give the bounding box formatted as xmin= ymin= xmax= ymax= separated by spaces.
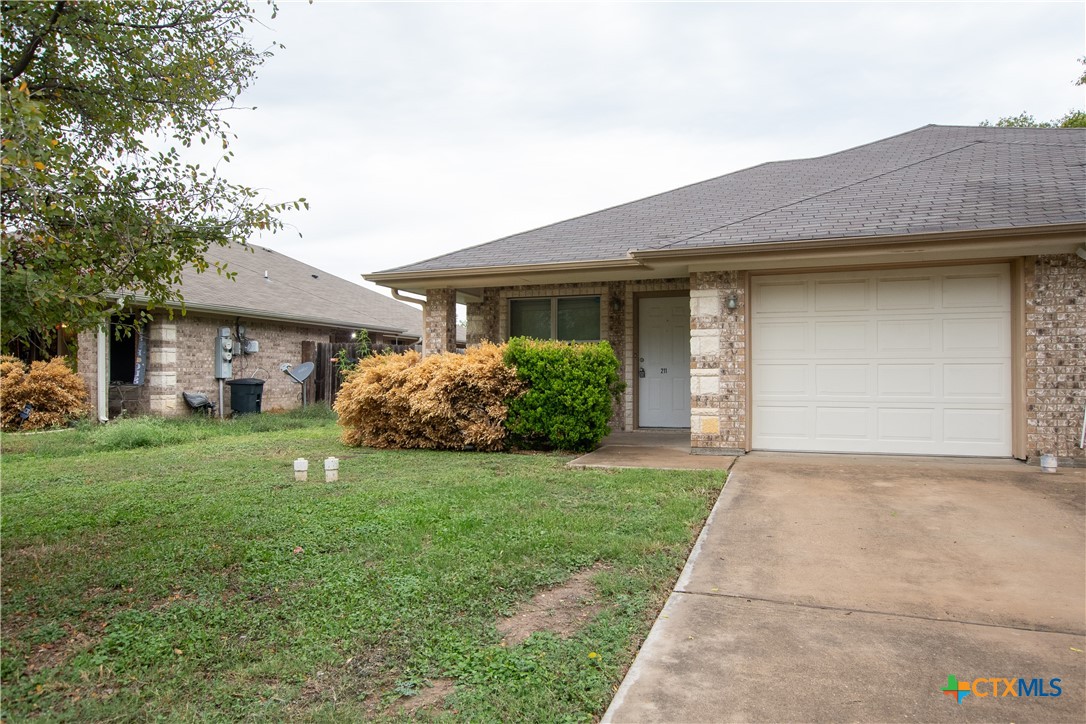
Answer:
xmin=225 ymin=378 xmax=265 ymax=415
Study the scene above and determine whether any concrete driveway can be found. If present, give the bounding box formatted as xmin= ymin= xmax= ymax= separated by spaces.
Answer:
xmin=604 ymin=453 xmax=1086 ymax=723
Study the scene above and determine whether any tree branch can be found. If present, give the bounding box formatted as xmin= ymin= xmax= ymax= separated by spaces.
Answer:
xmin=2 ymin=1 xmax=67 ymax=88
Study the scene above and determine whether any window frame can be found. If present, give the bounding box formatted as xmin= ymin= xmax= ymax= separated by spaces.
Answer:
xmin=508 ymin=295 xmax=602 ymax=342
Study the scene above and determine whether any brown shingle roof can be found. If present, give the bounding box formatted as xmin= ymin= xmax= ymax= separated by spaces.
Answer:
xmin=375 ymin=125 xmax=1085 ymax=275
xmin=166 ymin=242 xmax=422 ymax=338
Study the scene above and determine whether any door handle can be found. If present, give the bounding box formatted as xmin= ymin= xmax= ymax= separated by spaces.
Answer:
xmin=639 ymin=367 xmax=646 ymax=378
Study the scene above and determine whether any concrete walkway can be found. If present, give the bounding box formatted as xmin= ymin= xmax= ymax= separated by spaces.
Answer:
xmin=604 ymin=453 xmax=1086 ymax=723
xmin=568 ymin=430 xmax=735 ymax=471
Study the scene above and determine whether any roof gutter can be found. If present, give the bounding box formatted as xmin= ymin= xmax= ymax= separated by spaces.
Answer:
xmin=365 ymin=257 xmax=646 ymax=286
xmin=390 ymin=288 xmax=427 ymax=307
xmin=628 ymin=223 xmax=1086 ymax=264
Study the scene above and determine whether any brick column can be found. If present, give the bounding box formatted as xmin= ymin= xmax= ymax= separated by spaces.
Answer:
xmin=147 ymin=320 xmax=179 ymax=415
xmin=423 ymin=288 xmax=457 ymax=355
xmin=690 ymin=271 xmax=747 ymax=454
xmin=1024 ymin=253 xmax=1086 ymax=466
xmin=76 ymin=330 xmax=100 ymax=419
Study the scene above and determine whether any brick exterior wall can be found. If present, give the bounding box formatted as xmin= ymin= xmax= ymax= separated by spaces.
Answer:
xmin=174 ymin=315 xmax=334 ymax=414
xmin=1024 ymin=253 xmax=1085 ymax=466
xmin=465 ymin=289 xmax=500 ymax=345
xmin=78 ymin=314 xmax=337 ymax=419
xmin=423 ymin=288 xmax=458 ymax=356
xmin=690 ymin=271 xmax=747 ymax=453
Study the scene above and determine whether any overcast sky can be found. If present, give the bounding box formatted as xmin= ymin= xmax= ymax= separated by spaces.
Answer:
xmin=218 ymin=0 xmax=1085 ymax=296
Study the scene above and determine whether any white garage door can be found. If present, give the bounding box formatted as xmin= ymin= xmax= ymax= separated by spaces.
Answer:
xmin=752 ymin=264 xmax=1011 ymax=456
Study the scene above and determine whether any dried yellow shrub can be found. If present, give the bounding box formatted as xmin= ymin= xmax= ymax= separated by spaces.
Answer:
xmin=333 ymin=343 xmax=525 ymax=451
xmin=0 ymin=355 xmax=89 ymax=431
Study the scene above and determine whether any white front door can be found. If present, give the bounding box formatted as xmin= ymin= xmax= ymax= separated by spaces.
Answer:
xmin=751 ymin=264 xmax=1012 ymax=456
xmin=638 ymin=296 xmax=691 ymax=428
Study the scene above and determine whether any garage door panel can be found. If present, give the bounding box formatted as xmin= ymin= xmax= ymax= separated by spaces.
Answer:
xmin=814 ymin=280 xmax=868 ymax=311
xmin=815 ymin=407 xmax=870 ymax=439
xmin=943 ymin=318 xmax=1004 ymax=353
xmin=944 ymin=408 xmax=1006 ymax=444
xmin=757 ymin=406 xmax=809 ymax=439
xmin=877 ymin=364 xmax=935 ymax=398
xmin=942 ymin=274 xmax=1005 ymax=308
xmin=877 ymin=319 xmax=934 ymax=352
xmin=753 ymin=264 xmax=1011 ymax=457
xmin=815 ymin=365 xmax=869 ymax=397
xmin=756 ymin=322 xmax=807 ymax=353
xmin=877 ymin=276 xmax=935 ymax=309
xmin=943 ymin=363 xmax=1007 ymax=400
xmin=755 ymin=281 xmax=807 ymax=312
xmin=756 ymin=364 xmax=809 ymax=396
xmin=814 ymin=321 xmax=869 ymax=352
xmin=878 ymin=408 xmax=936 ymax=442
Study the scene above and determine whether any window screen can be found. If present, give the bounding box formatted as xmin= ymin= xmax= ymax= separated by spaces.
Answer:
xmin=509 ymin=296 xmax=601 ymax=341
xmin=556 ymin=297 xmax=600 ymax=341
xmin=509 ymin=299 xmax=552 ymax=339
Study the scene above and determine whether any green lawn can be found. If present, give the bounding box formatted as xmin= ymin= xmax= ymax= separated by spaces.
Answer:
xmin=0 ymin=410 xmax=722 ymax=721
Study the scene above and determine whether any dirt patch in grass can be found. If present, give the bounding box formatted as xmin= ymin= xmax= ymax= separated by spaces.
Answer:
xmin=395 ymin=678 xmax=455 ymax=716
xmin=497 ymin=563 xmax=609 ymax=646
xmin=148 ymin=590 xmax=198 ymax=611
xmin=26 ymin=628 xmax=98 ymax=674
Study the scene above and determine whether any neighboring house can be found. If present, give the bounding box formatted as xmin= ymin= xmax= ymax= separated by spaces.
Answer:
xmin=78 ymin=242 xmax=422 ymax=419
xmin=367 ymin=125 xmax=1086 ymax=466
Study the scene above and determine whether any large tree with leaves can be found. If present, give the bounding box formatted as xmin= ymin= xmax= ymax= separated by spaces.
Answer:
xmin=981 ymin=57 xmax=1086 ymax=129
xmin=1 ymin=0 xmax=305 ymax=351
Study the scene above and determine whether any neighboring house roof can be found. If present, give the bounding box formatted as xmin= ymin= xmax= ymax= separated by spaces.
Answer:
xmin=145 ymin=242 xmax=422 ymax=338
xmin=370 ymin=125 xmax=1085 ymax=281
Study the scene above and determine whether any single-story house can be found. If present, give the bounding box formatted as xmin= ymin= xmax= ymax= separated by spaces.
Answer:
xmin=78 ymin=242 xmax=422 ymax=420
xmin=367 ymin=125 xmax=1085 ymax=466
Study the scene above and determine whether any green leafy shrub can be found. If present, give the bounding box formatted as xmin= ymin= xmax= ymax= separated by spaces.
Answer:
xmin=334 ymin=343 xmax=525 ymax=451
xmin=503 ymin=338 xmax=624 ymax=452
xmin=0 ymin=355 xmax=89 ymax=430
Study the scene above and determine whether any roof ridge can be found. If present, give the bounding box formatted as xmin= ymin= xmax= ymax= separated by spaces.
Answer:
xmin=655 ymin=140 xmax=982 ymax=250
xmin=976 ymin=138 xmax=1086 ymax=149
xmin=799 ymin=124 xmax=938 ymax=161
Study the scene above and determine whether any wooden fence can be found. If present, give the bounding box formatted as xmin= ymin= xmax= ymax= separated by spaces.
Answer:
xmin=309 ymin=341 xmax=413 ymax=406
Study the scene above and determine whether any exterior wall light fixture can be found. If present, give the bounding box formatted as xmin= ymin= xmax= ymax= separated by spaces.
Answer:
xmin=726 ymin=293 xmax=739 ymax=310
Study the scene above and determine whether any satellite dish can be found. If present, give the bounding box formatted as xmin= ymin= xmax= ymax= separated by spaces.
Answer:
xmin=283 ymin=361 xmax=315 ymax=407
xmin=287 ymin=361 xmax=315 ymax=384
